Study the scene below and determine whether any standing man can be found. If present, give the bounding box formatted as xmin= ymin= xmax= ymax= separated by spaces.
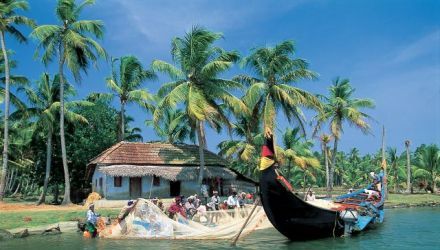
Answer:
xmin=85 ymin=203 xmax=100 ymax=238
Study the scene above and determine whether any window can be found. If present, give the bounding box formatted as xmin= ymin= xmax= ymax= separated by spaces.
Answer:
xmin=95 ymin=179 xmax=97 ymax=188
xmin=99 ymin=177 xmax=103 ymax=189
xmin=114 ymin=176 xmax=122 ymax=187
xmin=153 ymin=175 xmax=161 ymax=186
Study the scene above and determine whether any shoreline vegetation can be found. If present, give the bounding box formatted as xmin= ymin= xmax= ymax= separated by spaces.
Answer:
xmin=1 ymin=193 xmax=439 ymax=232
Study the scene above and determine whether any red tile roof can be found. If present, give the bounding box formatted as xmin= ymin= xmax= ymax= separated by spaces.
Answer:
xmin=87 ymin=141 xmax=228 ymax=167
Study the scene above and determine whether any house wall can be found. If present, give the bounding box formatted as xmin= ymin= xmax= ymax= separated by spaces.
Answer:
xmin=92 ymin=169 xmax=254 ymax=199
xmin=141 ymin=176 xmax=170 ymax=198
xmin=105 ymin=175 xmax=129 ymax=199
xmin=92 ymin=170 xmax=107 ymax=197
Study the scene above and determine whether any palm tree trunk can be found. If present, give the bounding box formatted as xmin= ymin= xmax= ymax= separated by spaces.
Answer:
xmin=58 ymin=48 xmax=71 ymax=205
xmin=324 ymin=145 xmax=330 ymax=197
xmin=11 ymin=182 xmax=20 ymax=197
xmin=0 ymin=31 xmax=10 ymax=200
xmin=7 ymin=168 xmax=14 ymax=192
xmin=120 ymin=101 xmax=125 ymax=141
xmin=37 ymin=129 xmax=53 ymax=205
xmin=196 ymin=120 xmax=207 ymax=185
xmin=330 ymin=138 xmax=338 ymax=192
xmin=303 ymin=171 xmax=307 ymax=194
xmin=394 ymin=164 xmax=398 ymax=193
xmin=405 ymin=140 xmax=411 ymax=193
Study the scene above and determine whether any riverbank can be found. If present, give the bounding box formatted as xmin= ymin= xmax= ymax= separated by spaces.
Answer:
xmin=0 ymin=194 xmax=439 ymax=231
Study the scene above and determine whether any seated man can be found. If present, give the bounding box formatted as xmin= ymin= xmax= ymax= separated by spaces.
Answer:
xmin=168 ymin=196 xmax=186 ymax=219
xmin=306 ymin=190 xmax=316 ymax=201
xmin=184 ymin=196 xmax=197 ymax=218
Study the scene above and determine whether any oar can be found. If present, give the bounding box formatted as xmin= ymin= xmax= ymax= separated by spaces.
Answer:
xmin=231 ymin=198 xmax=260 ymax=246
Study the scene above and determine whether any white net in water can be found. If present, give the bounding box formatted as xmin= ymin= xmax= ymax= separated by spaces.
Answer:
xmin=99 ymin=199 xmax=270 ymax=240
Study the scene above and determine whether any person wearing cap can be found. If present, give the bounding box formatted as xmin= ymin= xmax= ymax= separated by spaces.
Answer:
xmin=117 ymin=200 xmax=137 ymax=223
xmin=86 ymin=203 xmax=100 ymax=237
xmin=151 ymin=197 xmax=159 ymax=206
xmin=185 ymin=196 xmax=197 ymax=218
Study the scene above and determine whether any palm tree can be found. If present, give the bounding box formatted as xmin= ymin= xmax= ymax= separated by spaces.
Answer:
xmin=387 ymin=147 xmax=401 ymax=193
xmin=314 ymin=78 xmax=374 ymax=192
xmin=236 ymin=40 xmax=321 ymax=139
xmin=152 ymin=26 xmax=245 ymax=184
xmin=405 ymin=140 xmax=411 ymax=193
xmin=319 ymin=133 xmax=332 ymax=196
xmin=146 ymin=108 xmax=195 ymax=144
xmin=106 ymin=56 xmax=156 ymax=141
xmin=0 ymin=0 xmax=35 ymax=200
xmin=21 ymin=73 xmax=90 ymax=204
xmin=31 ymin=0 xmax=106 ymax=205
xmin=415 ymin=144 xmax=439 ymax=193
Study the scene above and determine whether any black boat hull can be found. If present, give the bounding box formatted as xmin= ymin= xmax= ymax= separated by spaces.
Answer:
xmin=259 ymin=166 xmax=344 ymax=240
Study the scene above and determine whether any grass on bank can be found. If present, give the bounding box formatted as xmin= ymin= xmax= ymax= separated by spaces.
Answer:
xmin=1 ymin=194 xmax=439 ymax=231
xmin=0 ymin=209 xmax=120 ymax=231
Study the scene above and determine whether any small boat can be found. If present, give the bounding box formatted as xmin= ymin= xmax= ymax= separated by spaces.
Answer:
xmin=259 ymin=138 xmax=386 ymax=241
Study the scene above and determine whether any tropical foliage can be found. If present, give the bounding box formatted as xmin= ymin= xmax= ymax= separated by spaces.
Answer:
xmin=31 ymin=0 xmax=106 ymax=205
xmin=1 ymin=1 xmax=437 ymax=205
xmin=313 ymin=78 xmax=374 ymax=192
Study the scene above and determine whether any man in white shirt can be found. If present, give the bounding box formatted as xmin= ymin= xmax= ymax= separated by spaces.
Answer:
xmin=86 ymin=204 xmax=100 ymax=237
xmin=227 ymin=191 xmax=239 ymax=209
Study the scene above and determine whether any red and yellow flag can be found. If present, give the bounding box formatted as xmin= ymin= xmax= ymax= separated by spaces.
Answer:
xmin=259 ymin=136 xmax=276 ymax=170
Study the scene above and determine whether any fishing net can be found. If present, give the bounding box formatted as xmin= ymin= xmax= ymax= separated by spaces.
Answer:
xmin=99 ymin=199 xmax=270 ymax=240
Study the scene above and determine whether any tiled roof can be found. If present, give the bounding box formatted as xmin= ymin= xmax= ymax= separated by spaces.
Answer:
xmin=88 ymin=141 xmax=228 ymax=167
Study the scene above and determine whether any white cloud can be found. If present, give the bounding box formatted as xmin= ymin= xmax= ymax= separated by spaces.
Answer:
xmin=391 ymin=29 xmax=439 ymax=64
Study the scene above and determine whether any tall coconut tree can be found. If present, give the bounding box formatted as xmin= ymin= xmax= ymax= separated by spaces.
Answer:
xmin=387 ymin=147 xmax=401 ymax=193
xmin=106 ymin=56 xmax=156 ymax=141
xmin=0 ymin=0 xmax=35 ymax=200
xmin=236 ymin=40 xmax=321 ymax=138
xmin=313 ymin=78 xmax=374 ymax=192
xmin=415 ymin=144 xmax=439 ymax=193
xmin=21 ymin=73 xmax=90 ymax=204
xmin=405 ymin=140 xmax=412 ymax=193
xmin=31 ymin=0 xmax=106 ymax=205
xmin=319 ymin=133 xmax=332 ymax=196
xmin=152 ymin=26 xmax=245 ymax=184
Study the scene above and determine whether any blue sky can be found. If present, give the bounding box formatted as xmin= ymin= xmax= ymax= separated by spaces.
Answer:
xmin=7 ymin=0 xmax=440 ymax=155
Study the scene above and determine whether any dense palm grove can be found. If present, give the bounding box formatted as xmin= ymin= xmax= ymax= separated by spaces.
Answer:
xmin=0 ymin=0 xmax=438 ymax=205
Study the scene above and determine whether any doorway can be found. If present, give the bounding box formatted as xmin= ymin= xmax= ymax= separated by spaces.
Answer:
xmin=169 ymin=181 xmax=181 ymax=197
xmin=129 ymin=177 xmax=142 ymax=198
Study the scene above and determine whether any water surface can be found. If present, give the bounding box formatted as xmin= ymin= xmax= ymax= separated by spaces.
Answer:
xmin=2 ymin=207 xmax=439 ymax=250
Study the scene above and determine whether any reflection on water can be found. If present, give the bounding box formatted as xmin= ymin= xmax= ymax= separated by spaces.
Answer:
xmin=2 ymin=207 xmax=439 ymax=250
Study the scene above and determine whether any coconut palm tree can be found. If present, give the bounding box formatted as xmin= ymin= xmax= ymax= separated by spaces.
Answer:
xmin=21 ymin=73 xmax=90 ymax=204
xmin=146 ymin=108 xmax=195 ymax=144
xmin=236 ymin=40 xmax=321 ymax=139
xmin=31 ymin=0 xmax=106 ymax=204
xmin=414 ymin=144 xmax=439 ymax=193
xmin=106 ymin=56 xmax=156 ymax=141
xmin=387 ymin=147 xmax=402 ymax=193
xmin=405 ymin=140 xmax=412 ymax=193
xmin=320 ymin=133 xmax=332 ymax=196
xmin=152 ymin=26 xmax=245 ymax=184
xmin=0 ymin=0 xmax=35 ymax=200
xmin=314 ymin=78 xmax=374 ymax=192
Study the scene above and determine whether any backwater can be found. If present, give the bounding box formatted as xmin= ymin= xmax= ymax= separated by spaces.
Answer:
xmin=2 ymin=207 xmax=439 ymax=250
